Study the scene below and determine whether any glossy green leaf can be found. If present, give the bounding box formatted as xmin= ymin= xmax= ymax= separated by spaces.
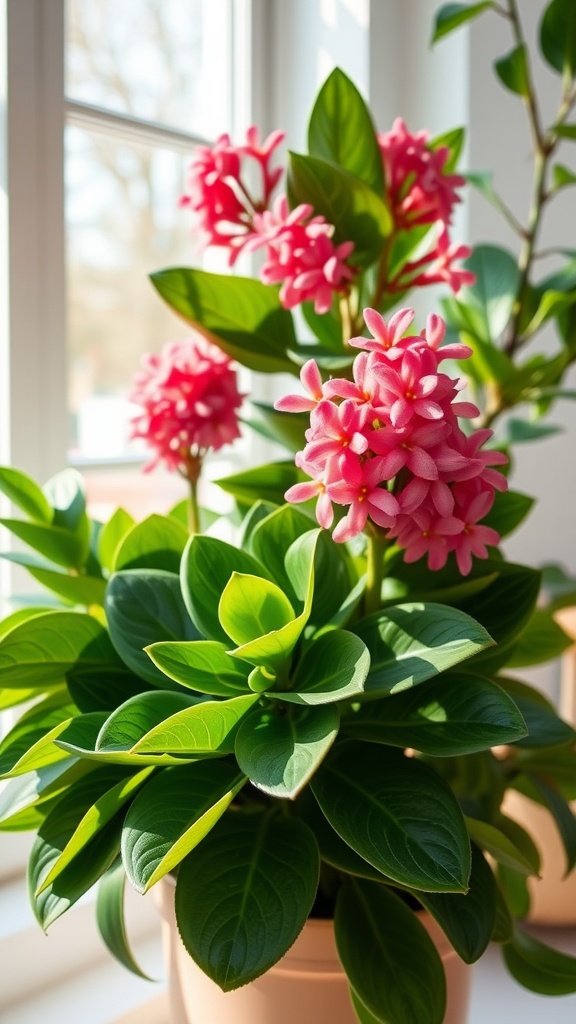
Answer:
xmin=121 ymin=761 xmax=246 ymax=892
xmin=96 ymin=692 xmax=200 ymax=751
xmin=0 ymin=610 xmax=120 ymax=689
xmin=150 ymin=267 xmax=298 ymax=375
xmin=114 ymin=514 xmax=189 ymax=573
xmin=342 ymin=673 xmax=527 ymax=755
xmin=218 ymin=573 xmax=295 ymax=646
xmin=248 ymin=504 xmax=319 ymax=608
xmin=287 ymin=152 xmax=392 ymax=266
xmin=131 ymin=693 xmax=259 ymax=756
xmin=0 ymin=518 xmax=87 ymax=570
xmin=496 ymin=676 xmax=576 ymax=748
xmin=481 ymin=489 xmax=534 ymax=539
xmin=37 ymin=767 xmax=153 ymax=894
xmin=335 ymin=879 xmax=446 ymax=1024
xmin=294 ymin=787 xmax=385 ymax=881
xmin=242 ymin=401 xmax=309 ymax=453
xmin=494 ymin=44 xmax=529 ymax=96
xmin=458 ymin=561 xmax=541 ymax=665
xmin=354 ymin=602 xmax=493 ymax=696
xmin=0 ymin=758 xmax=88 ymax=829
xmin=503 ymin=926 xmax=576 ymax=995
xmin=280 ymin=630 xmax=369 ymax=705
xmin=145 ymin=640 xmax=251 ymax=696
xmin=511 ymin=775 xmax=576 ymax=875
xmin=312 ymin=741 xmax=471 ymax=892
xmin=431 ymin=2 xmax=493 ymax=44
xmin=175 ymin=812 xmax=319 ymax=990
xmin=0 ymin=552 xmax=106 ymax=606
xmin=55 ymin=711 xmax=194 ymax=767
xmin=235 ymin=703 xmax=339 ymax=799
xmin=105 ymin=569 xmax=200 ymax=686
xmin=44 ymin=468 xmax=87 ymax=531
xmin=307 ymin=67 xmax=384 ymax=193
xmin=214 ymin=461 xmax=301 ymax=509
xmin=96 ymin=860 xmax=154 ymax=979
xmin=97 ymin=507 xmax=136 ymax=573
xmin=539 ymin=0 xmax=576 ymax=77
xmin=416 ymin=844 xmax=497 ymax=963
xmin=0 ymin=695 xmax=77 ymax=778
xmin=0 ymin=465 xmax=53 ymax=522
xmin=464 ymin=817 xmax=538 ymax=875
xmin=180 ymin=534 xmax=271 ymax=643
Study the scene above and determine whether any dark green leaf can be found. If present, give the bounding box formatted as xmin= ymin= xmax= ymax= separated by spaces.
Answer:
xmin=335 ymin=879 xmax=446 ymax=1024
xmin=235 ymin=703 xmax=339 ymax=799
xmin=312 ymin=741 xmax=471 ymax=892
xmin=511 ymin=776 xmax=576 ymax=875
xmin=97 ymin=860 xmax=155 ymax=979
xmin=481 ymin=489 xmax=534 ymax=538
xmin=496 ymin=676 xmax=576 ymax=748
xmin=553 ymin=164 xmax=576 ymax=191
xmin=282 ymin=629 xmax=370 ymax=705
xmin=105 ymin=569 xmax=200 ymax=686
xmin=554 ymin=123 xmax=576 ymax=139
xmin=431 ymin=2 xmax=494 ymax=44
xmin=307 ymin=67 xmax=384 ymax=193
xmin=465 ymin=817 xmax=538 ymax=874
xmin=416 ymin=844 xmax=497 ymax=963
xmin=494 ymin=44 xmax=530 ymax=96
xmin=150 ymin=268 xmax=298 ymax=375
xmin=214 ymin=461 xmax=302 ymax=510
xmin=503 ymin=925 xmax=576 ymax=994
xmin=539 ymin=0 xmax=576 ymax=77
xmin=457 ymin=244 xmax=519 ymax=343
xmin=175 ymin=812 xmax=319 ymax=990
xmin=242 ymin=401 xmax=309 ymax=453
xmin=502 ymin=419 xmax=562 ymax=444
xmin=506 ymin=608 xmax=572 ymax=668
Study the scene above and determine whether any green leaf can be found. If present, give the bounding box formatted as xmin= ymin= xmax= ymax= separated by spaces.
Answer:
xmin=242 ymin=401 xmax=309 ymax=453
xmin=354 ymin=602 xmax=493 ymax=696
xmin=496 ymin=676 xmax=576 ymax=748
xmin=416 ymin=845 xmax=497 ymax=963
xmin=97 ymin=507 xmax=136 ymax=573
xmin=0 ymin=694 xmax=77 ymax=777
xmin=458 ymin=561 xmax=541 ymax=666
xmin=105 ymin=569 xmax=201 ymax=687
xmin=0 ymin=518 xmax=87 ymax=570
xmin=481 ymin=489 xmax=534 ymax=538
xmin=96 ymin=860 xmax=155 ymax=979
xmin=465 ymin=817 xmax=538 ymax=875
xmin=457 ymin=244 xmax=519 ymax=343
xmin=175 ymin=812 xmax=319 ymax=990
xmin=114 ymin=514 xmax=188 ymax=573
xmin=431 ymin=2 xmax=494 ymax=44
xmin=506 ymin=608 xmax=572 ymax=668
xmin=553 ymin=164 xmax=576 ymax=190
xmin=503 ymin=925 xmax=576 ymax=994
xmin=180 ymin=534 xmax=271 ymax=644
xmin=280 ymin=630 xmax=369 ymax=705
xmin=95 ymin=692 xmax=201 ymax=751
xmin=335 ymin=879 xmax=446 ymax=1024
xmin=234 ymin=703 xmax=339 ymax=799
xmin=343 ymin=673 xmax=527 ymax=755
xmin=312 ymin=741 xmax=471 ymax=892
xmin=511 ymin=775 xmax=576 ymax=874
xmin=287 ymin=151 xmax=392 ymax=266
xmin=121 ymin=761 xmax=246 ymax=892
xmin=0 ymin=465 xmax=53 ymax=521
xmin=150 ymin=268 xmax=298 ymax=375
xmin=539 ymin=0 xmax=576 ymax=77
xmin=145 ymin=640 xmax=251 ymax=696
xmin=214 ymin=461 xmax=301 ymax=510
xmin=502 ymin=419 xmax=562 ymax=444
xmin=294 ymin=787 xmax=385 ymax=881
xmin=55 ymin=711 xmax=194 ymax=767
xmin=429 ymin=127 xmax=466 ymax=171
xmin=494 ymin=44 xmax=530 ymax=96
xmin=218 ymin=573 xmax=295 ymax=645
xmin=36 ymin=767 xmax=153 ymax=894
xmin=0 ymin=609 xmax=121 ymax=690
xmin=131 ymin=693 xmax=259 ymax=756
xmin=307 ymin=67 xmax=384 ymax=194
xmin=0 ymin=759 xmax=90 ymax=830
xmin=0 ymin=552 xmax=106 ymax=606
xmin=554 ymin=123 xmax=576 ymax=139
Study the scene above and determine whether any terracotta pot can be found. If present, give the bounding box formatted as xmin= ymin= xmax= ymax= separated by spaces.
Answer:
xmin=154 ymin=877 xmax=473 ymax=1024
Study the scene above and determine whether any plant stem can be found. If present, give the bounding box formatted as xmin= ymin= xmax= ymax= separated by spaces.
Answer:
xmin=188 ymin=475 xmax=200 ymax=535
xmin=364 ymin=528 xmax=387 ymax=615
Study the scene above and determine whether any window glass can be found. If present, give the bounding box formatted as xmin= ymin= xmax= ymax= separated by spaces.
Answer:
xmin=65 ymin=0 xmax=232 ymax=137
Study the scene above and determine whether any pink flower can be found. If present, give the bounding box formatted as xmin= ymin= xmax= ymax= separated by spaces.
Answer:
xmin=274 ymin=359 xmax=326 ymax=413
xmin=374 ymin=349 xmax=444 ymax=428
xmin=303 ymin=399 xmax=369 ymax=471
xmin=449 ymin=487 xmax=501 ymax=576
xmin=129 ymin=335 xmax=244 ymax=473
xmin=329 ymin=459 xmax=400 ymax=543
xmin=254 ymin=196 xmax=356 ymax=314
xmin=349 ymin=307 xmax=416 ymax=358
xmin=378 ymin=118 xmax=465 ymax=230
xmin=405 ymin=230 xmax=476 ymax=294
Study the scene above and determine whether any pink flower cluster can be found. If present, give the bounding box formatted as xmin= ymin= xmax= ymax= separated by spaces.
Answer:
xmin=276 ymin=308 xmax=508 ymax=575
xmin=378 ymin=119 xmax=475 ymax=294
xmin=129 ymin=336 xmax=243 ymax=474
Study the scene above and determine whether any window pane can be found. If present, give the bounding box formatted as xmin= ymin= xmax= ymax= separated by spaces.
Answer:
xmin=65 ymin=0 xmax=232 ymax=138
xmin=65 ymin=125 xmax=217 ymax=461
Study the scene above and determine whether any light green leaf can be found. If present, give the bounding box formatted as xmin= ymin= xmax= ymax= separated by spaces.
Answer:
xmin=506 ymin=608 xmax=572 ymax=668
xmin=307 ymin=67 xmax=384 ymax=194
xmin=98 ymin=508 xmax=136 ymax=573
xmin=121 ymin=761 xmax=246 ymax=892
xmin=55 ymin=711 xmax=195 ymax=767
xmin=354 ymin=602 xmax=493 ymax=696
xmin=0 ymin=518 xmax=87 ymax=570
xmin=0 ymin=552 xmax=106 ymax=606
xmin=312 ymin=742 xmax=471 ymax=892
xmin=114 ymin=514 xmax=188 ymax=574
xmin=0 ymin=465 xmax=53 ymax=521
xmin=218 ymin=573 xmax=295 ymax=646
xmin=96 ymin=692 xmax=201 ymax=751
xmin=457 ymin=244 xmax=519 ymax=343
xmin=131 ymin=693 xmax=259 ymax=756
xmin=145 ymin=640 xmax=251 ymax=696
xmin=336 ymin=880 xmax=446 ymax=1024
xmin=150 ymin=268 xmax=298 ymax=375
xmin=0 ymin=694 xmax=78 ymax=778
xmin=234 ymin=703 xmax=339 ymax=799
xmin=553 ymin=164 xmax=576 ymax=190
xmin=175 ymin=812 xmax=319 ymax=990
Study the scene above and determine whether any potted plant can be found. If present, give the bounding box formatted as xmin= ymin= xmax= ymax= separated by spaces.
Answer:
xmin=1 ymin=1 xmax=576 ymax=1022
